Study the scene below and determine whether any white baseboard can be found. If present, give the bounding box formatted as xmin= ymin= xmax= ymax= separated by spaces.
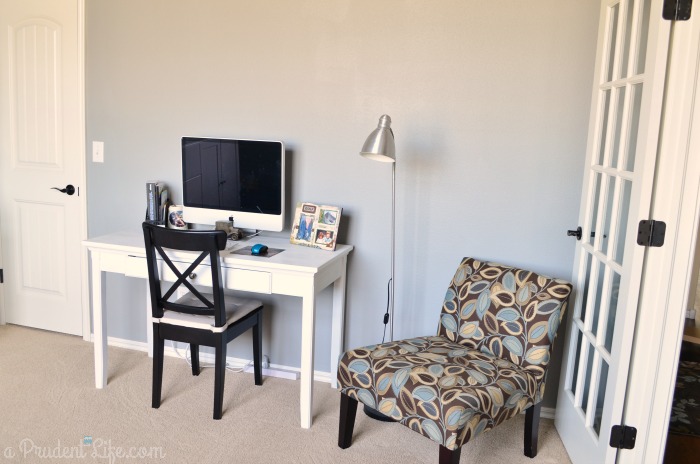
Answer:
xmin=541 ymin=406 xmax=555 ymax=419
xmin=89 ymin=334 xmax=334 ymax=383
xmin=87 ymin=335 xmax=557 ymax=415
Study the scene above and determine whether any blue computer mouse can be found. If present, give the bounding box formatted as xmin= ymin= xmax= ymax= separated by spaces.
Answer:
xmin=251 ymin=244 xmax=268 ymax=255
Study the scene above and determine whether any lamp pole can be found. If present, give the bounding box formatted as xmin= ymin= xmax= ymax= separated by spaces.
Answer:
xmin=389 ymin=160 xmax=395 ymax=342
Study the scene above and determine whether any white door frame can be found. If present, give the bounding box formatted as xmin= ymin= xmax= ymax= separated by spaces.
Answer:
xmin=76 ymin=0 xmax=90 ymax=340
xmin=0 ymin=0 xmax=88 ymax=337
xmin=0 ymin=235 xmax=4 ymax=326
xmin=618 ymin=13 xmax=700 ymax=463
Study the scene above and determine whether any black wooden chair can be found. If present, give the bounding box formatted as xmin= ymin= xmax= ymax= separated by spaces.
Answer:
xmin=142 ymin=222 xmax=264 ymax=420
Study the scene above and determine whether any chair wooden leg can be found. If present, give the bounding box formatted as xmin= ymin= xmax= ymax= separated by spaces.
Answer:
xmin=439 ymin=445 xmax=461 ymax=464
xmin=524 ymin=402 xmax=542 ymax=458
xmin=152 ymin=324 xmax=164 ymax=409
xmin=213 ymin=335 xmax=227 ymax=420
xmin=252 ymin=311 xmax=263 ymax=386
xmin=190 ymin=344 xmax=200 ymax=376
xmin=338 ymin=393 xmax=358 ymax=449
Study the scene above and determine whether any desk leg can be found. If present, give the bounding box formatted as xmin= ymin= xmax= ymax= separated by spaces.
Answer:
xmin=91 ymin=252 xmax=108 ymax=389
xmin=300 ymin=283 xmax=316 ymax=429
xmin=330 ymin=255 xmax=348 ymax=389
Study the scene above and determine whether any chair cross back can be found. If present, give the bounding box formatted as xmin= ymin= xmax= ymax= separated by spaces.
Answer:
xmin=142 ymin=222 xmax=228 ymax=327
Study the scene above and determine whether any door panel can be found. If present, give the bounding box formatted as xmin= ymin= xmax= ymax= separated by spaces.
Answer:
xmin=12 ymin=19 xmax=62 ymax=167
xmin=17 ymin=201 xmax=66 ymax=294
xmin=0 ymin=0 xmax=84 ymax=335
xmin=555 ymin=0 xmax=671 ymax=462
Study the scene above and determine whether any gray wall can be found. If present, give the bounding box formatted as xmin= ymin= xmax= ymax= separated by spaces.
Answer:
xmin=86 ymin=0 xmax=599 ymax=408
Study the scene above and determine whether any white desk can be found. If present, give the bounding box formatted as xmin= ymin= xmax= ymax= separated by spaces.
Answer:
xmin=83 ymin=230 xmax=353 ymax=429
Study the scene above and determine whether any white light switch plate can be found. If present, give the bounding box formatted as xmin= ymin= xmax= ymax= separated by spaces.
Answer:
xmin=92 ymin=141 xmax=104 ymax=163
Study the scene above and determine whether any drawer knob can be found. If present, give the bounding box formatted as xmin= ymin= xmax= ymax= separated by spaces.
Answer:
xmin=189 ymin=273 xmax=196 ymax=280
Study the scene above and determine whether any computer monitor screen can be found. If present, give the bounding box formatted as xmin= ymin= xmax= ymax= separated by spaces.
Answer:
xmin=181 ymin=137 xmax=285 ymax=231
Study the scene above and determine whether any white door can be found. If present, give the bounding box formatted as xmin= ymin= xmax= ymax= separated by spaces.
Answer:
xmin=0 ymin=0 xmax=85 ymax=335
xmin=554 ymin=0 xmax=671 ymax=462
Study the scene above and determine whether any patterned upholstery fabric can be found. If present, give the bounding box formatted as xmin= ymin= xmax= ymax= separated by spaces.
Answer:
xmin=337 ymin=258 xmax=572 ymax=451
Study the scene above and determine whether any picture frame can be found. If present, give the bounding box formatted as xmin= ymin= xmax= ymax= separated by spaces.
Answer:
xmin=290 ymin=202 xmax=342 ymax=251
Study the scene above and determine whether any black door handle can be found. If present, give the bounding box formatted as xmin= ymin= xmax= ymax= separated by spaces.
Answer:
xmin=51 ymin=184 xmax=76 ymax=196
xmin=567 ymin=227 xmax=582 ymax=240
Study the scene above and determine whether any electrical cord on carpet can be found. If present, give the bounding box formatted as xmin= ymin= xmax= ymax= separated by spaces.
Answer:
xmin=170 ymin=340 xmax=253 ymax=373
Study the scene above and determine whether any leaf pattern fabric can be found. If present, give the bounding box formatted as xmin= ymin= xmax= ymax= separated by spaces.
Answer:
xmin=338 ymin=258 xmax=572 ymax=450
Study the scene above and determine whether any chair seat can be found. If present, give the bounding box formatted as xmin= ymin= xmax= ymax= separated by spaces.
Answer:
xmin=154 ymin=293 xmax=263 ymax=333
xmin=338 ymin=335 xmax=542 ymax=450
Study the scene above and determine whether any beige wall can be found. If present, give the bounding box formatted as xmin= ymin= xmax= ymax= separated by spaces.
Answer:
xmin=86 ymin=0 xmax=600 ymax=408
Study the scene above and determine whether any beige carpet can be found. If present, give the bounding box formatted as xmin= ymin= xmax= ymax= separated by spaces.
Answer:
xmin=0 ymin=324 xmax=572 ymax=464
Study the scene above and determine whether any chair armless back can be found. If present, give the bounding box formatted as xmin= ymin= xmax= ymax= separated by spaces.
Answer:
xmin=142 ymin=222 xmax=228 ymax=327
xmin=437 ymin=257 xmax=572 ymax=379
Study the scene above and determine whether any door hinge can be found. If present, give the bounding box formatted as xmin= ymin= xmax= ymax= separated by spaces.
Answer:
xmin=663 ymin=0 xmax=693 ymax=20
xmin=0 ymin=269 xmax=3 ymax=283
xmin=610 ymin=425 xmax=637 ymax=450
xmin=637 ymin=220 xmax=666 ymax=247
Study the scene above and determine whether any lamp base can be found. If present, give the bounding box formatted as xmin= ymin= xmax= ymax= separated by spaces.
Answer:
xmin=363 ymin=404 xmax=398 ymax=422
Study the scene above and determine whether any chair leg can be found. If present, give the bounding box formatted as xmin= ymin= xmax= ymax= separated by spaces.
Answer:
xmin=252 ymin=311 xmax=263 ymax=386
xmin=338 ymin=393 xmax=358 ymax=449
xmin=439 ymin=445 xmax=461 ymax=464
xmin=213 ymin=335 xmax=227 ymax=420
xmin=152 ymin=324 xmax=165 ymax=409
xmin=190 ymin=344 xmax=200 ymax=376
xmin=524 ymin=402 xmax=542 ymax=458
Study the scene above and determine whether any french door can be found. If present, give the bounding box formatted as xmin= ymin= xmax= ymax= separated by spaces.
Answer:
xmin=554 ymin=0 xmax=671 ymax=462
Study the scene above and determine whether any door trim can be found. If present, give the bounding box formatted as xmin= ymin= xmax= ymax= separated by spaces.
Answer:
xmin=77 ymin=0 xmax=90 ymax=340
xmin=618 ymin=15 xmax=700 ymax=463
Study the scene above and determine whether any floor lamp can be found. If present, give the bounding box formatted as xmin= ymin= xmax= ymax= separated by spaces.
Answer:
xmin=360 ymin=114 xmax=397 ymax=422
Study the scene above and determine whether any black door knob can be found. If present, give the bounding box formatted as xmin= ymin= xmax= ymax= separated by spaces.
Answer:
xmin=567 ymin=227 xmax=582 ymax=240
xmin=51 ymin=184 xmax=76 ymax=195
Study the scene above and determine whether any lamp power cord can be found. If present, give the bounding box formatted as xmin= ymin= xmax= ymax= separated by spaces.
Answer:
xmin=170 ymin=340 xmax=253 ymax=373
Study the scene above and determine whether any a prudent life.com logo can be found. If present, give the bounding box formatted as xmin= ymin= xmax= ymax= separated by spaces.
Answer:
xmin=2 ymin=436 xmax=166 ymax=463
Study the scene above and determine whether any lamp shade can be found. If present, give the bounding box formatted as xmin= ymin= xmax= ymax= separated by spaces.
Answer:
xmin=360 ymin=115 xmax=395 ymax=162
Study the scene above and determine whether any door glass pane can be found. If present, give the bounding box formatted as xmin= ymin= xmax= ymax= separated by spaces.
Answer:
xmin=604 ymin=272 xmax=622 ymax=353
xmin=593 ymin=359 xmax=610 ymax=435
xmin=591 ymin=261 xmax=607 ymax=336
xmin=597 ymin=90 xmax=612 ymax=165
xmin=621 ymin=0 xmax=636 ymax=78
xmin=606 ymin=4 xmax=620 ymax=82
xmin=570 ymin=327 xmax=584 ymax=396
xmin=599 ymin=176 xmax=616 ymax=255
xmin=588 ymin=173 xmax=602 ymax=245
xmin=635 ymin=0 xmax=651 ymax=75
xmin=614 ymin=180 xmax=632 ymax=264
xmin=624 ymin=83 xmax=643 ymax=172
xmin=581 ymin=346 xmax=596 ymax=413
xmin=580 ymin=253 xmax=594 ymax=322
xmin=610 ymin=87 xmax=627 ymax=168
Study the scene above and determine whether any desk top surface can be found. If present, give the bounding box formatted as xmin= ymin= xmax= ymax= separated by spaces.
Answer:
xmin=84 ymin=230 xmax=353 ymax=273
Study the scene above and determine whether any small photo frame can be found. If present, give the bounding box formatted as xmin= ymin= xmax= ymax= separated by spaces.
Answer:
xmin=168 ymin=205 xmax=187 ymax=229
xmin=290 ymin=202 xmax=342 ymax=251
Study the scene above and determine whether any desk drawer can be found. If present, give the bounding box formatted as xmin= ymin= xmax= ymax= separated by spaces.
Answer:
xmin=124 ymin=255 xmax=148 ymax=278
xmin=225 ymin=268 xmax=271 ymax=294
xmin=123 ymin=255 xmax=271 ymax=294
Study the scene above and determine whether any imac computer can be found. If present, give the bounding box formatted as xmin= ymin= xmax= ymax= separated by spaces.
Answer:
xmin=181 ymin=137 xmax=285 ymax=231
